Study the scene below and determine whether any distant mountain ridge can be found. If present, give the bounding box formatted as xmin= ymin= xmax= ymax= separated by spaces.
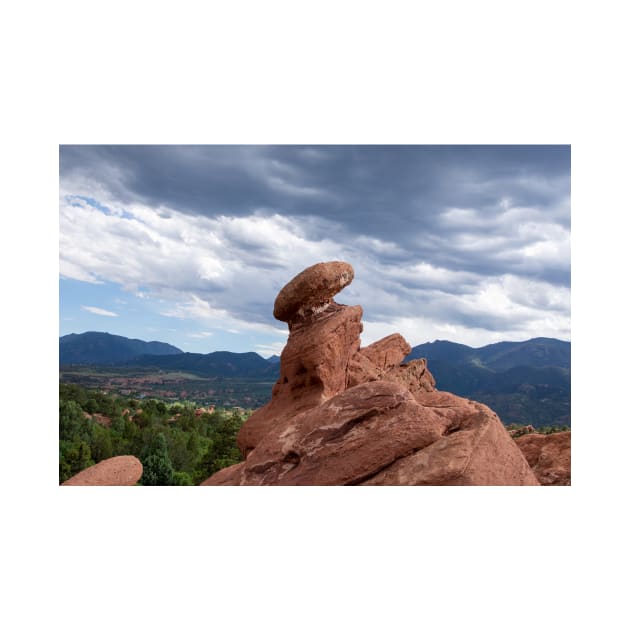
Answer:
xmin=406 ymin=337 xmax=570 ymax=370
xmin=127 ymin=350 xmax=278 ymax=378
xmin=406 ymin=338 xmax=570 ymax=426
xmin=59 ymin=332 xmax=278 ymax=377
xmin=59 ymin=331 xmax=183 ymax=365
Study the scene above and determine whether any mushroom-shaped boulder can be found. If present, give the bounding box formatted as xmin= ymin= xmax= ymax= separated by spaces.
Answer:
xmin=273 ymin=261 xmax=354 ymax=323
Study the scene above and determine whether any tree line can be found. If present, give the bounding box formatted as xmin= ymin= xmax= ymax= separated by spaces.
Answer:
xmin=505 ymin=422 xmax=571 ymax=438
xmin=59 ymin=383 xmax=246 ymax=485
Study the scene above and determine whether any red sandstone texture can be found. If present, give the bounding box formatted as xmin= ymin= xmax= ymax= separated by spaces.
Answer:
xmin=273 ymin=261 xmax=354 ymax=323
xmin=237 ymin=302 xmax=364 ymax=454
xmin=204 ymin=260 xmax=544 ymax=486
xmin=62 ymin=456 xmax=143 ymax=486
xmin=514 ymin=432 xmax=571 ymax=485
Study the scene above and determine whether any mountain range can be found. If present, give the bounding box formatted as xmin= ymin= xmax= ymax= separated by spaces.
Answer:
xmin=59 ymin=331 xmax=183 ymax=365
xmin=59 ymin=331 xmax=570 ymax=426
xmin=406 ymin=338 xmax=570 ymax=426
xmin=407 ymin=337 xmax=569 ymax=370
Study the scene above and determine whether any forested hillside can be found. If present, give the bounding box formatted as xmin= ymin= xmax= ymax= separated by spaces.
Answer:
xmin=406 ymin=337 xmax=570 ymax=426
xmin=59 ymin=383 xmax=246 ymax=485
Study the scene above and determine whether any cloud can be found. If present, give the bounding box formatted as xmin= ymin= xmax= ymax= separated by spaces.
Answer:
xmin=81 ymin=305 xmax=118 ymax=317
xmin=160 ymin=294 xmax=288 ymax=338
xmin=59 ymin=146 xmax=569 ymax=242
xmin=59 ymin=191 xmax=341 ymax=328
xmin=60 ymin=146 xmax=570 ymax=348
xmin=254 ymin=341 xmax=288 ymax=358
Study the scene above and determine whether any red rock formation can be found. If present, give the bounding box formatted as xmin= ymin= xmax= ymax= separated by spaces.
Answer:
xmin=362 ymin=397 xmax=537 ymax=486
xmin=62 ymin=455 xmax=143 ymax=486
xmin=206 ymin=260 xmax=540 ymax=486
xmin=273 ymin=260 xmax=354 ymax=323
xmin=356 ymin=332 xmax=411 ymax=370
xmin=382 ymin=358 xmax=436 ymax=396
xmin=514 ymin=432 xmax=571 ymax=485
xmin=199 ymin=461 xmax=246 ymax=486
xmin=237 ymin=302 xmax=364 ymax=455
xmin=346 ymin=333 xmax=411 ymax=387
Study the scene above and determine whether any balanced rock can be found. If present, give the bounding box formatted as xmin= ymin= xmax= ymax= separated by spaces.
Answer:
xmin=62 ymin=455 xmax=143 ymax=486
xmin=205 ymin=260 xmax=541 ymax=485
xmin=273 ymin=261 xmax=354 ymax=323
xmin=514 ymin=432 xmax=571 ymax=485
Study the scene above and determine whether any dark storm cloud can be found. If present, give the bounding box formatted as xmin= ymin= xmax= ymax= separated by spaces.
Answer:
xmin=60 ymin=145 xmax=568 ymax=215
xmin=60 ymin=144 xmax=570 ymax=287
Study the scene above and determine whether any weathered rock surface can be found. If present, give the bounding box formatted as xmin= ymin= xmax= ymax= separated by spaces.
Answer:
xmin=515 ymin=432 xmax=571 ymax=485
xmin=209 ymin=381 xmax=537 ymax=486
xmin=273 ymin=261 xmax=354 ymax=323
xmin=231 ymin=381 xmax=450 ymax=486
xmin=204 ymin=260 xmax=544 ymax=486
xmin=237 ymin=302 xmax=364 ymax=455
xmin=361 ymin=397 xmax=538 ymax=486
xmin=346 ymin=333 xmax=415 ymax=388
xmin=382 ymin=358 xmax=436 ymax=396
xmin=62 ymin=455 xmax=143 ymax=486
xmin=199 ymin=461 xmax=246 ymax=486
xmin=359 ymin=333 xmax=411 ymax=370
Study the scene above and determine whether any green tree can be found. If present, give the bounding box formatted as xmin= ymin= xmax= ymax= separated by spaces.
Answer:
xmin=92 ymin=391 xmax=118 ymax=417
xmin=140 ymin=433 xmax=174 ymax=485
xmin=59 ymin=383 xmax=88 ymax=408
xmin=141 ymin=399 xmax=166 ymax=422
xmin=194 ymin=412 xmax=243 ymax=482
xmin=186 ymin=431 xmax=202 ymax=468
xmin=165 ymin=429 xmax=193 ymax=472
xmin=134 ymin=409 xmax=151 ymax=429
xmin=123 ymin=416 xmax=140 ymax=442
xmin=110 ymin=413 xmax=125 ymax=435
xmin=60 ymin=400 xmax=94 ymax=442
xmin=172 ymin=471 xmax=194 ymax=485
xmin=59 ymin=440 xmax=93 ymax=483
xmin=175 ymin=408 xmax=196 ymax=431
xmin=59 ymin=457 xmax=72 ymax=483
xmin=90 ymin=424 xmax=113 ymax=462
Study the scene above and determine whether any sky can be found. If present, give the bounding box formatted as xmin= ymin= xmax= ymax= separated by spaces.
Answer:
xmin=59 ymin=145 xmax=570 ymax=357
